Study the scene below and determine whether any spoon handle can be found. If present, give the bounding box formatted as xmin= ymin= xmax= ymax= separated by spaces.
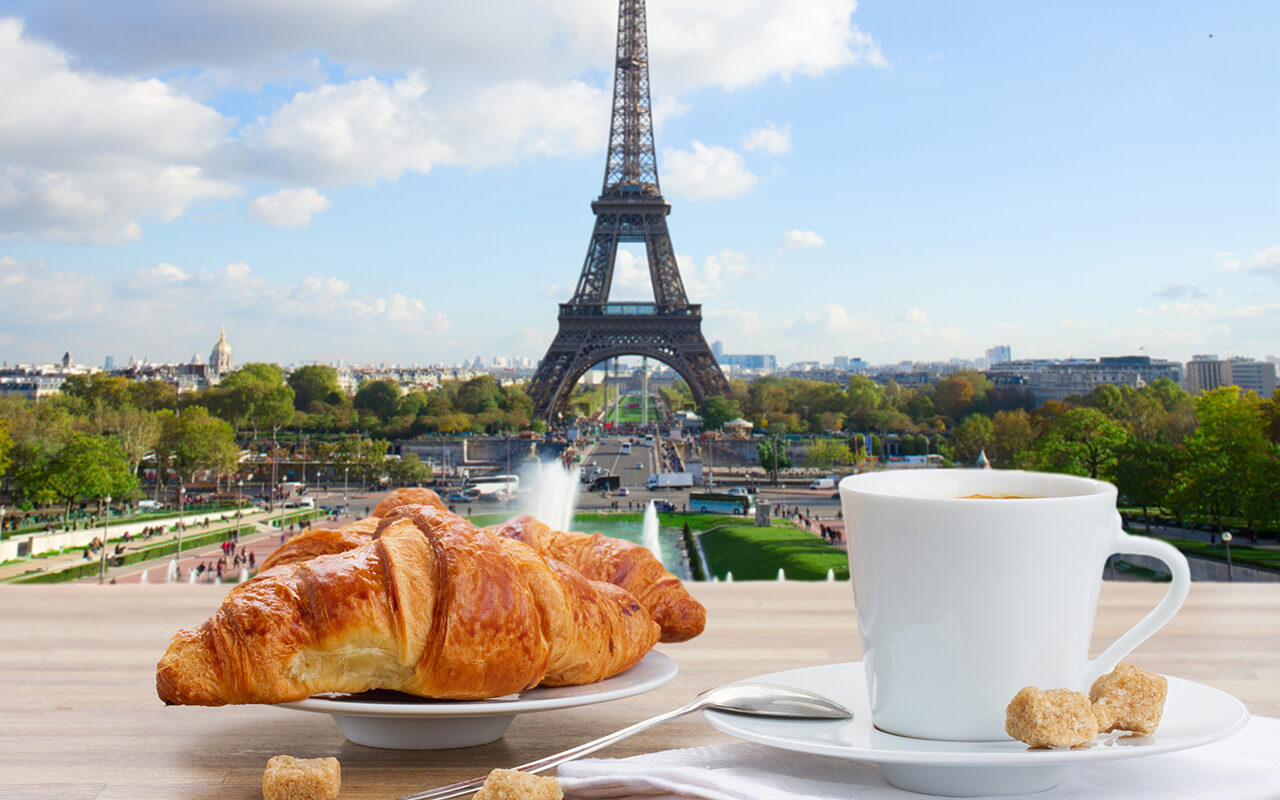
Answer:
xmin=396 ymin=702 xmax=699 ymax=800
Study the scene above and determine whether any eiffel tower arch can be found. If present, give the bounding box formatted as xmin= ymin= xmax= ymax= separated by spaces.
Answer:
xmin=527 ymin=0 xmax=729 ymax=423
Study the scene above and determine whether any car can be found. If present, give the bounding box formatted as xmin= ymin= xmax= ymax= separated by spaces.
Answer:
xmin=726 ymin=488 xmax=748 ymax=496
xmin=636 ymin=462 xmax=644 ymax=470
xmin=446 ymin=492 xmax=471 ymax=502
xmin=615 ymin=487 xmax=631 ymax=497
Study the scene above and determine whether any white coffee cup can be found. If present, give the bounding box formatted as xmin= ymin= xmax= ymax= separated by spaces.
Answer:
xmin=839 ymin=469 xmax=1190 ymax=741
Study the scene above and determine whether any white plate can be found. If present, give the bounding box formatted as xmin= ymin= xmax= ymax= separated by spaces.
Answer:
xmin=703 ymin=662 xmax=1248 ymax=797
xmin=277 ymin=650 xmax=677 ymax=750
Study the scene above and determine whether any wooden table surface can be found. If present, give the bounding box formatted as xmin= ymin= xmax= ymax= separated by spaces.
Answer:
xmin=3 ymin=582 xmax=1278 ymax=800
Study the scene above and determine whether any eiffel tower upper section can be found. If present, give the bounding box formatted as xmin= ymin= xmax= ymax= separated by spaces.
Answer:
xmin=567 ymin=0 xmax=689 ymax=309
xmin=527 ymin=0 xmax=728 ymax=421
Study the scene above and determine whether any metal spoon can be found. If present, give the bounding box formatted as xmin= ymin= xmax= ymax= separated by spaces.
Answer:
xmin=396 ymin=683 xmax=853 ymax=800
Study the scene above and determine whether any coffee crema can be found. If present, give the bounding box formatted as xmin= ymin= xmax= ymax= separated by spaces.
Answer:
xmin=957 ymin=493 xmax=1040 ymax=499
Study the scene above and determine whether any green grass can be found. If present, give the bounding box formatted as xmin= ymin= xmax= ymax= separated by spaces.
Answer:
xmin=697 ymin=518 xmax=848 ymax=581
xmin=612 ymin=394 xmax=661 ymax=424
xmin=1155 ymin=537 xmax=1280 ymax=573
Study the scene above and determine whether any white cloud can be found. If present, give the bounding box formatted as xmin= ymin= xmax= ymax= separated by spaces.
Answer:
xmin=240 ymin=73 xmax=607 ymax=185
xmin=1223 ymin=244 xmax=1280 ymax=283
xmin=14 ymin=1 xmax=884 ymax=95
xmin=788 ymin=303 xmax=881 ymax=339
xmin=660 ymin=142 xmax=759 ymax=201
xmin=901 ymin=307 xmax=929 ymax=324
xmin=706 ymin=308 xmax=761 ymax=338
xmin=743 ymin=122 xmax=791 ymax=156
xmin=247 ymin=187 xmax=331 ymax=227
xmin=778 ymin=229 xmax=825 ymax=249
xmin=0 ymin=19 xmax=238 ymax=243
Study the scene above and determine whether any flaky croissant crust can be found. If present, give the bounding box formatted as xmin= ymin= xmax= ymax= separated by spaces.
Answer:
xmin=156 ymin=506 xmax=658 ymax=706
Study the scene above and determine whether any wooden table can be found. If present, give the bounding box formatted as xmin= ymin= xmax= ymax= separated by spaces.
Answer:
xmin=3 ymin=582 xmax=1278 ymax=799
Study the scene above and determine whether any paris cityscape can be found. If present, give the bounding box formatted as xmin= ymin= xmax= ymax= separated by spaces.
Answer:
xmin=2 ymin=1 xmax=1280 ymax=797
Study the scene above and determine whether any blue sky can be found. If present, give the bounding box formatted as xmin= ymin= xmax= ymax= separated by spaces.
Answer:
xmin=0 ymin=0 xmax=1276 ymax=369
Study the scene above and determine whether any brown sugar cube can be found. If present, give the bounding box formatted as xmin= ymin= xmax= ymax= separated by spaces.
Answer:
xmin=474 ymin=768 xmax=563 ymax=800
xmin=1090 ymin=663 xmax=1168 ymax=734
xmin=262 ymin=755 xmax=341 ymax=800
xmin=1005 ymin=687 xmax=1100 ymax=748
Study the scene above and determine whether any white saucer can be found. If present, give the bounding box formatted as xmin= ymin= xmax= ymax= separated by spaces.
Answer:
xmin=703 ymin=662 xmax=1248 ymax=797
xmin=277 ymin=651 xmax=676 ymax=750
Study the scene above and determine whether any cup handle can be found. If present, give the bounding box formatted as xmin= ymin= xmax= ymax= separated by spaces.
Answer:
xmin=1085 ymin=517 xmax=1191 ymax=685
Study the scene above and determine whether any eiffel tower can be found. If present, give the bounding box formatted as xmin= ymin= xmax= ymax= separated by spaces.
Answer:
xmin=527 ymin=0 xmax=729 ymax=423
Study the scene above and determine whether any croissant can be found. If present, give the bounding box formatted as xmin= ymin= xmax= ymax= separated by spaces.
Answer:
xmin=372 ymin=487 xmax=446 ymax=517
xmin=156 ymin=506 xmax=659 ymax=705
xmin=257 ymin=518 xmax=381 ymax=572
xmin=486 ymin=515 xmax=705 ymax=643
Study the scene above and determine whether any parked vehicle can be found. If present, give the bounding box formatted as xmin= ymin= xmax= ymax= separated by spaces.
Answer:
xmin=647 ymin=472 xmax=695 ymax=490
xmin=808 ymin=478 xmax=837 ymax=490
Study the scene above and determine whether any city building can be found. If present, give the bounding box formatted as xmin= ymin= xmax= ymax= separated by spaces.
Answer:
xmin=1186 ymin=355 xmax=1277 ymax=396
xmin=720 ymin=354 xmax=777 ymax=371
xmin=712 ymin=340 xmax=724 ymax=358
xmin=986 ymin=345 xmax=1012 ymax=365
xmin=988 ymin=355 xmax=1181 ymax=405
xmin=209 ymin=328 xmax=233 ymax=376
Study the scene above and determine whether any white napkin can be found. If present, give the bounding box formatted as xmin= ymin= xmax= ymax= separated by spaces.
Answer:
xmin=556 ymin=716 xmax=1280 ymax=800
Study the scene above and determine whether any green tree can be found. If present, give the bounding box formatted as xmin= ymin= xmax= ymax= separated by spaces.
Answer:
xmin=47 ymin=432 xmax=138 ymax=522
xmin=61 ymin=373 xmax=135 ymax=410
xmin=697 ymin=395 xmax=741 ymax=431
xmin=1241 ymin=448 xmax=1280 ymax=532
xmin=0 ymin=419 xmax=11 ymax=477
xmin=288 ymin=365 xmax=343 ymax=411
xmin=988 ymin=409 xmax=1034 ymax=467
xmin=387 ymin=452 xmax=433 ymax=486
xmin=933 ymin=376 xmax=976 ymax=420
xmin=1113 ymin=439 xmax=1181 ymax=526
xmin=948 ymin=414 xmax=993 ymax=464
xmin=129 ymin=379 xmax=179 ymax=411
xmin=354 ymin=379 xmax=402 ymax=421
xmin=757 ymin=438 xmax=792 ymax=483
xmin=1170 ymin=388 xmax=1269 ymax=531
xmin=94 ymin=407 xmax=161 ymax=480
xmin=805 ymin=438 xmax=853 ymax=471
xmin=1029 ymin=407 xmax=1129 ymax=480
xmin=158 ymin=406 xmax=239 ymax=486
xmin=208 ymin=363 xmax=295 ymax=436
xmin=456 ymin=375 xmax=503 ymax=415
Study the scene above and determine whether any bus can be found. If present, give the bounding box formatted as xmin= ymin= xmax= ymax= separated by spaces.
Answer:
xmin=688 ymin=492 xmax=753 ymax=515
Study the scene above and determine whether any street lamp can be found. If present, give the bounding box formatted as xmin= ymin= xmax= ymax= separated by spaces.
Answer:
xmin=1222 ymin=532 xmax=1234 ymax=582
xmin=176 ymin=486 xmax=186 ymax=560
xmin=98 ymin=495 xmax=111 ymax=584
xmin=236 ymin=479 xmax=244 ymax=538
xmin=343 ymin=467 xmax=349 ymax=508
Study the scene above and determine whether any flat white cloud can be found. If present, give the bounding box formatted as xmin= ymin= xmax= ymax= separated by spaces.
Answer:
xmin=743 ymin=122 xmax=791 ymax=156
xmin=0 ymin=255 xmax=451 ymax=362
xmin=705 ymin=308 xmax=760 ymax=338
xmin=661 ymin=142 xmax=759 ymax=201
xmin=0 ymin=1 xmax=885 ymax=241
xmin=901 ymin=307 xmax=929 ymax=324
xmin=240 ymin=73 xmax=607 ymax=185
xmin=0 ymin=19 xmax=238 ymax=243
xmin=13 ymin=1 xmax=884 ymax=95
xmin=787 ymin=303 xmax=881 ymax=339
xmin=1223 ymin=244 xmax=1280 ymax=283
xmin=778 ymin=229 xmax=825 ymax=249
xmin=247 ymin=187 xmax=331 ymax=227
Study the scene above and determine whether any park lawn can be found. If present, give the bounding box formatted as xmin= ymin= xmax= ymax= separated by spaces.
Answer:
xmin=613 ymin=395 xmax=661 ymax=424
xmin=1162 ymin=538 xmax=1280 ymax=572
xmin=696 ymin=518 xmax=849 ymax=581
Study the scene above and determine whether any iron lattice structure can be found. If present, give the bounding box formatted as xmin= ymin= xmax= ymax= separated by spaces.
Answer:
xmin=528 ymin=0 xmax=728 ymax=421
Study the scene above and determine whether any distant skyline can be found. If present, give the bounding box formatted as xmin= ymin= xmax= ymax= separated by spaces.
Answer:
xmin=1 ymin=1 xmax=1278 ymax=367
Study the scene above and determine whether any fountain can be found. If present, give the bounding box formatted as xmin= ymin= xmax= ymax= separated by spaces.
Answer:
xmin=165 ymin=558 xmax=179 ymax=584
xmin=826 ymin=568 xmax=836 ymax=582
xmin=724 ymin=571 xmax=734 ymax=583
xmin=641 ymin=501 xmax=661 ymax=560
xmin=187 ymin=569 xmax=198 ymax=584
xmin=777 ymin=568 xmax=787 ymax=582
xmin=240 ymin=568 xmax=250 ymax=583
xmin=522 ymin=461 xmax=581 ymax=534
xmin=139 ymin=568 xmax=149 ymax=584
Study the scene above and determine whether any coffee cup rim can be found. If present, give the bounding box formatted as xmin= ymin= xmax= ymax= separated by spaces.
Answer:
xmin=838 ymin=469 xmax=1116 ymax=503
